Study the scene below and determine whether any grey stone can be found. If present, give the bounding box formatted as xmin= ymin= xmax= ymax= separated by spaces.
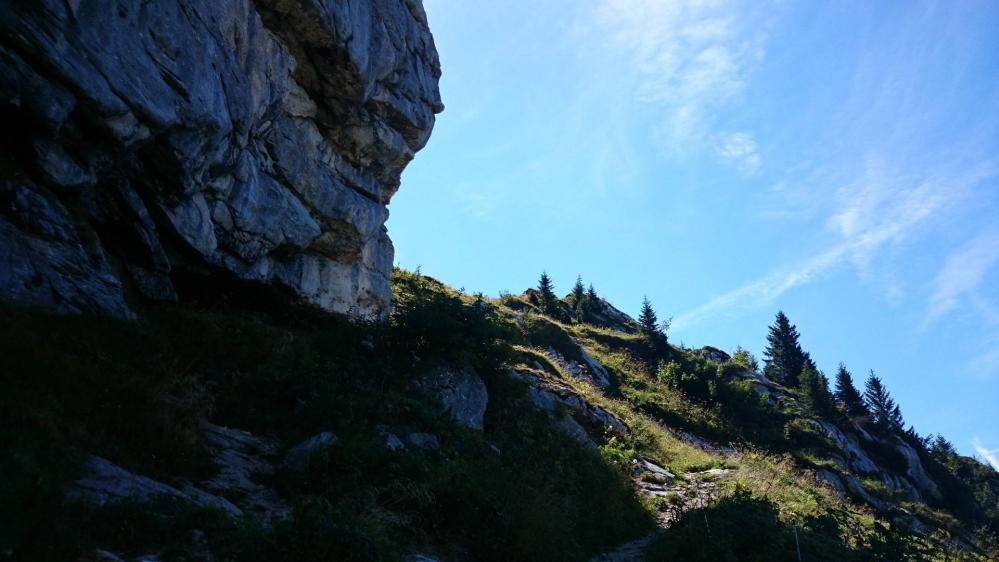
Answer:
xmin=407 ymin=432 xmax=441 ymax=450
xmin=0 ymin=0 xmax=442 ymax=319
xmin=635 ymin=458 xmax=676 ymax=484
xmin=0 ymin=181 xmax=134 ymax=318
xmin=588 ymin=297 xmax=639 ymax=333
xmin=817 ymin=469 xmax=846 ymax=497
xmin=423 ymin=365 xmax=489 ymax=430
xmin=578 ymin=345 xmax=612 ymax=389
xmin=283 ymin=432 xmax=337 ymax=472
xmin=548 ymin=342 xmax=612 ymax=390
xmin=94 ymin=550 xmax=162 ymax=562
xmin=840 ymin=472 xmax=887 ymax=509
xmin=381 ymin=432 xmax=406 ymax=451
xmin=200 ymin=422 xmax=290 ymax=522
xmin=894 ymin=437 xmax=941 ymax=499
xmin=511 ymin=369 xmax=628 ymax=448
xmin=816 ymin=420 xmax=880 ymax=474
xmin=67 ymin=456 xmax=242 ymax=518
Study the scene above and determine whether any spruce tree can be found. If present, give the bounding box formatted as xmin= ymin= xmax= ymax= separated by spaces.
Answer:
xmin=834 ymin=363 xmax=868 ymax=417
xmin=570 ymin=276 xmax=585 ymax=307
xmin=863 ymin=371 xmax=903 ymax=433
xmin=574 ymin=294 xmax=591 ymax=323
xmin=574 ymin=283 xmax=598 ymax=323
xmin=638 ymin=296 xmax=660 ymax=337
xmin=800 ymin=363 xmax=834 ymax=415
xmin=762 ymin=311 xmax=807 ymax=387
xmin=731 ymin=346 xmax=760 ymax=371
xmin=570 ymin=275 xmax=588 ymax=322
xmin=929 ymin=434 xmax=958 ymax=468
xmin=538 ymin=271 xmax=557 ymax=315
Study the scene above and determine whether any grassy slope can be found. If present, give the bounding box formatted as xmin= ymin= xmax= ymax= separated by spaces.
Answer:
xmin=0 ymin=269 xmax=995 ymax=561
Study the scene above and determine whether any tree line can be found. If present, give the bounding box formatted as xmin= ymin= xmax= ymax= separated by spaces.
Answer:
xmin=534 ymin=272 xmax=950 ymax=450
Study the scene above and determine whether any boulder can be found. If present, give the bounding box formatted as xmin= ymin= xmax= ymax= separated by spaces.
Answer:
xmin=379 ymin=431 xmax=407 ymax=451
xmin=67 ymin=456 xmax=242 ymax=518
xmin=0 ymin=0 xmax=442 ymax=319
xmin=578 ymin=348 xmax=612 ymax=389
xmin=817 ymin=469 xmax=846 ymax=497
xmin=635 ymin=458 xmax=676 ymax=484
xmin=423 ymin=366 xmax=489 ymax=430
xmin=894 ymin=437 xmax=941 ymax=499
xmin=700 ymin=346 xmax=730 ymax=363
xmin=588 ymin=297 xmax=638 ymax=333
xmin=816 ymin=420 xmax=880 ymax=474
xmin=511 ymin=369 xmax=628 ymax=448
xmin=200 ymin=422 xmax=289 ymax=522
xmin=282 ymin=431 xmax=337 ymax=472
xmin=407 ymin=432 xmax=441 ymax=450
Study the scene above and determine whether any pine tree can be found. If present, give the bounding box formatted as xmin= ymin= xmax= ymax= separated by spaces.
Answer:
xmin=570 ymin=276 xmax=585 ymax=307
xmin=574 ymin=294 xmax=591 ymax=323
xmin=929 ymin=434 xmax=958 ymax=468
xmin=569 ymin=276 xmax=589 ymax=323
xmin=638 ymin=296 xmax=660 ymax=337
xmin=834 ymin=363 xmax=868 ymax=417
xmin=800 ymin=363 xmax=834 ymax=415
xmin=890 ymin=404 xmax=904 ymax=430
xmin=762 ymin=311 xmax=807 ymax=387
xmin=538 ymin=271 xmax=557 ymax=315
xmin=864 ymin=371 xmax=903 ymax=433
xmin=731 ymin=346 xmax=760 ymax=371
xmin=572 ymin=283 xmax=598 ymax=323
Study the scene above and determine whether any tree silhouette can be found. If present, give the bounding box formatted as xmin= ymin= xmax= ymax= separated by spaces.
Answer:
xmin=762 ymin=311 xmax=807 ymax=387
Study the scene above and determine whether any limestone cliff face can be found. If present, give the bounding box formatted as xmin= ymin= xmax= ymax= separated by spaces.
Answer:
xmin=0 ymin=0 xmax=442 ymax=318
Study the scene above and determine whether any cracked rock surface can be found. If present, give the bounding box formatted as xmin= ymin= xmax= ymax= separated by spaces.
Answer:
xmin=0 ymin=0 xmax=442 ymax=319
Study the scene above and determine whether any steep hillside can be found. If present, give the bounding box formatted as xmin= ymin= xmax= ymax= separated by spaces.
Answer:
xmin=2 ymin=2 xmax=997 ymax=561
xmin=2 ymin=269 xmax=996 ymax=561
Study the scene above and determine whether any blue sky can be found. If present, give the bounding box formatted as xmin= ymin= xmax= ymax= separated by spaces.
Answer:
xmin=388 ymin=0 xmax=999 ymax=463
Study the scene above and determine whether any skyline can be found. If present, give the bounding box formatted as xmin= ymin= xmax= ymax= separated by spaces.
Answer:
xmin=389 ymin=0 xmax=999 ymax=463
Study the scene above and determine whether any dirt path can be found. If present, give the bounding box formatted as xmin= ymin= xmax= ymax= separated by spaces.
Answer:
xmin=590 ymin=462 xmax=732 ymax=562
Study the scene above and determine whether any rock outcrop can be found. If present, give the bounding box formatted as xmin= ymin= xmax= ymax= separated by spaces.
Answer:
xmin=511 ymin=369 xmax=629 ymax=449
xmin=422 ymin=365 xmax=489 ymax=430
xmin=68 ymin=422 xmax=295 ymax=525
xmin=0 ymin=0 xmax=442 ymax=319
xmin=67 ymin=455 xmax=243 ymax=517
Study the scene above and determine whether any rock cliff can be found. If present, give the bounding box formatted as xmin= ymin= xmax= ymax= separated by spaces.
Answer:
xmin=0 ymin=0 xmax=442 ymax=319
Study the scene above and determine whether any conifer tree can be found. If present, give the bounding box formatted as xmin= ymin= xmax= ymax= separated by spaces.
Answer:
xmin=929 ymin=434 xmax=958 ymax=468
xmin=570 ymin=276 xmax=585 ymax=307
xmin=762 ymin=311 xmax=807 ymax=387
xmin=800 ymin=363 xmax=834 ymax=415
xmin=863 ymin=371 xmax=903 ymax=433
xmin=537 ymin=271 xmax=557 ymax=315
xmin=573 ymin=283 xmax=598 ymax=323
xmin=638 ymin=296 xmax=660 ymax=337
xmin=574 ymin=294 xmax=591 ymax=323
xmin=834 ymin=363 xmax=868 ymax=417
xmin=569 ymin=275 xmax=589 ymax=322
xmin=731 ymin=346 xmax=760 ymax=371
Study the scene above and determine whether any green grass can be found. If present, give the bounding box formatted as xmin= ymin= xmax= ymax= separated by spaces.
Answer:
xmin=2 ymin=268 xmax=995 ymax=561
xmin=0 ymin=270 xmax=653 ymax=561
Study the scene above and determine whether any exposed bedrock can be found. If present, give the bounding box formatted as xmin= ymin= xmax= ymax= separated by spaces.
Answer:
xmin=0 ymin=0 xmax=442 ymax=318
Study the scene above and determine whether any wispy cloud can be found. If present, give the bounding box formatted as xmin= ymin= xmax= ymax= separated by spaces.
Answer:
xmin=674 ymin=161 xmax=994 ymax=330
xmin=592 ymin=0 xmax=774 ymax=172
xmin=927 ymin=229 xmax=999 ymax=323
xmin=716 ymin=131 xmax=761 ymax=174
xmin=923 ymin=227 xmax=999 ymax=379
xmin=972 ymin=437 xmax=999 ymax=471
